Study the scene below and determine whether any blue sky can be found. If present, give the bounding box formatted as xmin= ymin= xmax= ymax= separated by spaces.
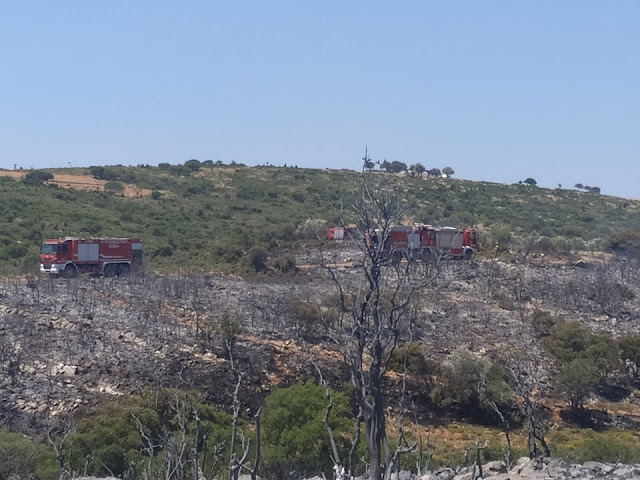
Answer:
xmin=1 ymin=2 xmax=638 ymax=198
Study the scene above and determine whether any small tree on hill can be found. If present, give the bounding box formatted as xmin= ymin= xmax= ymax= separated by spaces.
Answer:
xmin=408 ymin=163 xmax=426 ymax=177
xmin=383 ymin=161 xmax=407 ymax=174
xmin=442 ymin=166 xmax=455 ymax=178
xmin=22 ymin=171 xmax=53 ymax=186
xmin=185 ymin=159 xmax=202 ymax=172
xmin=523 ymin=178 xmax=537 ymax=186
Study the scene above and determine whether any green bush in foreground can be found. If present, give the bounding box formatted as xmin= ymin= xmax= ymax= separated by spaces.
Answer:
xmin=549 ymin=429 xmax=640 ymax=464
xmin=0 ymin=430 xmax=57 ymax=480
xmin=262 ymin=380 xmax=356 ymax=479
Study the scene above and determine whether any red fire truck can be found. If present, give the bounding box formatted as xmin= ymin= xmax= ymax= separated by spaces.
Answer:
xmin=368 ymin=225 xmax=478 ymax=262
xmin=40 ymin=237 xmax=143 ymax=278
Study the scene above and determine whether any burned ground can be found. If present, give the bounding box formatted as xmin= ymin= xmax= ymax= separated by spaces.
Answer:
xmin=2 ymin=246 xmax=640 ymax=434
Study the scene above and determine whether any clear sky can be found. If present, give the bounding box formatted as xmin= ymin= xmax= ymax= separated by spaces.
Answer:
xmin=1 ymin=2 xmax=638 ymax=198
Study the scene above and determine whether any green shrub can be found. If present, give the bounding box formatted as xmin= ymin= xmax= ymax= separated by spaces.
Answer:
xmin=272 ymin=254 xmax=297 ymax=274
xmin=247 ymin=247 xmax=268 ymax=272
xmin=388 ymin=342 xmax=431 ymax=376
xmin=618 ymin=334 xmax=640 ymax=379
xmin=545 ymin=321 xmax=592 ymax=364
xmin=104 ymin=180 xmax=125 ymax=194
xmin=558 ymin=357 xmax=600 ymax=411
xmin=22 ymin=170 xmax=53 ymax=186
xmin=546 ymin=321 xmax=619 ymax=374
xmin=550 ymin=429 xmax=640 ymax=463
xmin=68 ymin=389 xmax=237 ymax=479
xmin=184 ymin=159 xmax=202 ymax=171
xmin=0 ymin=430 xmax=57 ymax=480
xmin=532 ymin=310 xmax=556 ymax=338
xmin=433 ymin=346 xmax=514 ymax=423
xmin=608 ymin=229 xmax=640 ymax=256
xmin=573 ymin=431 xmax=639 ymax=463
xmin=262 ymin=380 xmax=355 ymax=479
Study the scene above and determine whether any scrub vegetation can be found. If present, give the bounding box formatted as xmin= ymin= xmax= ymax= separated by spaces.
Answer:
xmin=0 ymin=162 xmax=638 ymax=271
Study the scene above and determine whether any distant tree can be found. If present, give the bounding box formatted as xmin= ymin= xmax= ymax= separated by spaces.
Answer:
xmin=89 ymin=166 xmax=106 ymax=179
xmin=575 ymin=183 xmax=584 ymax=190
xmin=168 ymin=165 xmax=192 ymax=177
xmin=427 ymin=168 xmax=441 ymax=177
xmin=408 ymin=163 xmax=426 ymax=176
xmin=389 ymin=161 xmax=408 ymax=173
xmin=380 ymin=159 xmax=391 ymax=171
xmin=442 ymin=166 xmax=455 ymax=178
xmin=588 ymin=186 xmax=601 ymax=194
xmin=523 ymin=178 xmax=537 ymax=186
xmin=184 ymin=159 xmax=202 ymax=171
xmin=22 ymin=171 xmax=53 ymax=186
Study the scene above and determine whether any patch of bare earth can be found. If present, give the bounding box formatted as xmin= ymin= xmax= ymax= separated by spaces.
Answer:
xmin=0 ymin=169 xmax=151 ymax=197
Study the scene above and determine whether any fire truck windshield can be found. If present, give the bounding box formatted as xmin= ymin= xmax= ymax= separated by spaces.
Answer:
xmin=40 ymin=244 xmax=58 ymax=254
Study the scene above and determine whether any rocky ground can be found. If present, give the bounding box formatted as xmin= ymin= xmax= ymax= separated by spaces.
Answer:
xmin=378 ymin=457 xmax=640 ymax=480
xmin=2 ymin=245 xmax=640 ymax=435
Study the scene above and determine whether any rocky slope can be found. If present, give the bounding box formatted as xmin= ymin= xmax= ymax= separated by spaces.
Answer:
xmin=2 ymin=246 xmax=640 ymax=434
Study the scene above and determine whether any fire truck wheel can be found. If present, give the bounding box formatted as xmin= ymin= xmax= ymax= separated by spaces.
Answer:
xmin=120 ymin=264 xmax=131 ymax=276
xmin=464 ymin=249 xmax=473 ymax=260
xmin=103 ymin=264 xmax=115 ymax=277
xmin=62 ymin=265 xmax=77 ymax=278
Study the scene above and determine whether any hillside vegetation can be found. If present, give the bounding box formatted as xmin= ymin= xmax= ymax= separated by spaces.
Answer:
xmin=1 ymin=162 xmax=638 ymax=271
xmin=5 ymin=162 xmax=640 ymax=479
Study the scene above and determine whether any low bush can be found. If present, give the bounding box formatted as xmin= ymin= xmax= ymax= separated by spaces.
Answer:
xmin=0 ymin=430 xmax=57 ymax=480
xmin=262 ymin=380 xmax=356 ymax=479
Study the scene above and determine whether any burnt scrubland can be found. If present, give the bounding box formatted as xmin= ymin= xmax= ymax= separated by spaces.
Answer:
xmin=2 ymin=163 xmax=640 ymax=479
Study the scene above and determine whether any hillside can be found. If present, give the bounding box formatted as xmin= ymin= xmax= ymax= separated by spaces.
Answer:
xmin=0 ymin=163 xmax=638 ymax=271
xmin=3 ymin=163 xmax=640 ymax=479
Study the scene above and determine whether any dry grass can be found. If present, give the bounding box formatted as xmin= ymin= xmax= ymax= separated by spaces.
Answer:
xmin=0 ymin=169 xmax=151 ymax=197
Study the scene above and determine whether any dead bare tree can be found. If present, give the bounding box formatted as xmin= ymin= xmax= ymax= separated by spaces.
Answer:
xmin=323 ymin=160 xmax=440 ymax=480
xmin=509 ymin=363 xmax=550 ymax=458
xmin=313 ymin=361 xmax=347 ymax=479
xmin=384 ymin=329 xmax=417 ymax=480
xmin=227 ymin=342 xmax=262 ymax=480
